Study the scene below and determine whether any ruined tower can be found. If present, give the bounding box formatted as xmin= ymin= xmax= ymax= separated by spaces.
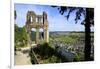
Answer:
xmin=25 ymin=11 xmax=49 ymax=44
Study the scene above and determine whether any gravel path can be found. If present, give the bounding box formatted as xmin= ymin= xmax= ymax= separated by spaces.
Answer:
xmin=14 ymin=50 xmax=32 ymax=65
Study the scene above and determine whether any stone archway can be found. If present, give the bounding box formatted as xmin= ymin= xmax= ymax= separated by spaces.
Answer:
xmin=25 ymin=11 xmax=49 ymax=44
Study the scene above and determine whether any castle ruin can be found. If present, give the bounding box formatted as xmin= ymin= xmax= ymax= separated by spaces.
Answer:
xmin=25 ymin=11 xmax=49 ymax=44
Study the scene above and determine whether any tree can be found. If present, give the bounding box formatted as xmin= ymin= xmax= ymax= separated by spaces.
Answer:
xmin=52 ymin=6 xmax=94 ymax=61
xmin=22 ymin=26 xmax=28 ymax=46
xmin=14 ymin=10 xmax=17 ymax=20
xmin=84 ymin=9 xmax=94 ymax=61
xmin=15 ymin=24 xmax=28 ymax=48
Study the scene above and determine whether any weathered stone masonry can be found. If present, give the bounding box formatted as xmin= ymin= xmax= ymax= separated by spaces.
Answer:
xmin=25 ymin=11 xmax=49 ymax=44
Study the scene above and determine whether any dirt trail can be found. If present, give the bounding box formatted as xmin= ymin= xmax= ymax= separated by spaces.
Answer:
xmin=15 ymin=50 xmax=32 ymax=65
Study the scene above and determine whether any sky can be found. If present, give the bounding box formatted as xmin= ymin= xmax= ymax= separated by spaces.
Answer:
xmin=14 ymin=3 xmax=94 ymax=31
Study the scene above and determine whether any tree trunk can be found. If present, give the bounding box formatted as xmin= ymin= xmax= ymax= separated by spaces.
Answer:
xmin=84 ymin=8 xmax=91 ymax=61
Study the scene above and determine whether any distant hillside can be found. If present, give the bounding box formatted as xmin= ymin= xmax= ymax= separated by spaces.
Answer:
xmin=49 ymin=31 xmax=94 ymax=33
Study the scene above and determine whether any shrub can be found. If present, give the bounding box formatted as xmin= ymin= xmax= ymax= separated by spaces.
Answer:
xmin=73 ymin=54 xmax=81 ymax=61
